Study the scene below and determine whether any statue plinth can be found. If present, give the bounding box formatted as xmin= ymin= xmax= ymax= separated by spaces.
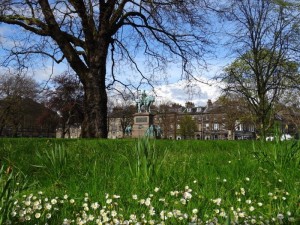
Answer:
xmin=132 ymin=113 xmax=154 ymax=138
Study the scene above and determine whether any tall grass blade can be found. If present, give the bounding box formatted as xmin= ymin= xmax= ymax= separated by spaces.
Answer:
xmin=32 ymin=144 xmax=68 ymax=183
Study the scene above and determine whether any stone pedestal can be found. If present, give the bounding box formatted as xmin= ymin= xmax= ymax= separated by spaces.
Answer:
xmin=132 ymin=113 xmax=154 ymax=138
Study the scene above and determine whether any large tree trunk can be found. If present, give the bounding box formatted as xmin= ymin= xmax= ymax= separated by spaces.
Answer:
xmin=257 ymin=109 xmax=269 ymax=141
xmin=76 ymin=38 xmax=109 ymax=138
xmin=81 ymin=59 xmax=108 ymax=138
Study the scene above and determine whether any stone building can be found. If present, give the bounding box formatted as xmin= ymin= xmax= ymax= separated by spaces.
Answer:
xmin=153 ymin=99 xmax=256 ymax=140
xmin=56 ymin=125 xmax=81 ymax=138
xmin=55 ymin=98 xmax=298 ymax=140
xmin=107 ymin=117 xmax=124 ymax=139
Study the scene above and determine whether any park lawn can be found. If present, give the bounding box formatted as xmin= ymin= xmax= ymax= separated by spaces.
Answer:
xmin=0 ymin=138 xmax=299 ymax=224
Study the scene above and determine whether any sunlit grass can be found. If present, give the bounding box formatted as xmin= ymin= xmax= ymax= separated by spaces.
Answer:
xmin=0 ymin=138 xmax=299 ymax=224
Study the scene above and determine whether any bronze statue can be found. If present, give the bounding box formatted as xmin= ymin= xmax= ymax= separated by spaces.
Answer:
xmin=135 ymin=91 xmax=155 ymax=113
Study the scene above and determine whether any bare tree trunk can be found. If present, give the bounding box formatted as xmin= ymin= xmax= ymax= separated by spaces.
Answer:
xmin=66 ymin=126 xmax=71 ymax=138
xmin=81 ymin=65 xmax=108 ymax=138
xmin=0 ymin=124 xmax=4 ymax=136
xmin=60 ymin=122 xmax=65 ymax=138
xmin=79 ymin=37 xmax=109 ymax=138
xmin=0 ymin=116 xmax=6 ymax=136
xmin=12 ymin=122 xmax=19 ymax=137
xmin=259 ymin=116 xmax=267 ymax=141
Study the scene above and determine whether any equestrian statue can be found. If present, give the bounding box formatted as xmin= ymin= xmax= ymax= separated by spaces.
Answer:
xmin=135 ymin=90 xmax=155 ymax=113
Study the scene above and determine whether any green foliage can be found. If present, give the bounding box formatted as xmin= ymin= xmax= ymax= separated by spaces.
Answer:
xmin=32 ymin=144 xmax=68 ymax=185
xmin=123 ymin=138 xmax=169 ymax=186
xmin=224 ymin=49 xmax=299 ymax=90
xmin=273 ymin=0 xmax=298 ymax=7
xmin=178 ymin=115 xmax=197 ymax=139
xmin=0 ymin=138 xmax=299 ymax=224
xmin=0 ymin=165 xmax=28 ymax=224
xmin=253 ymin=139 xmax=300 ymax=171
xmin=223 ymin=49 xmax=300 ymax=139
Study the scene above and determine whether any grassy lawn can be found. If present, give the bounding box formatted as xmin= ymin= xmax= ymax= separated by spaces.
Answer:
xmin=0 ymin=138 xmax=299 ymax=224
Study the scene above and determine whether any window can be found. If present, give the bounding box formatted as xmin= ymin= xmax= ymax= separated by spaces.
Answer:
xmin=235 ymin=121 xmax=241 ymax=131
xmin=213 ymin=123 xmax=219 ymax=130
xmin=249 ymin=125 xmax=255 ymax=132
xmin=236 ymin=123 xmax=243 ymax=131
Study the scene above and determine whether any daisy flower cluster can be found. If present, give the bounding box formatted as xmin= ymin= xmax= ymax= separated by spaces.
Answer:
xmin=209 ymin=186 xmax=296 ymax=224
xmin=10 ymin=191 xmax=67 ymax=223
xmin=8 ymin=183 xmax=299 ymax=225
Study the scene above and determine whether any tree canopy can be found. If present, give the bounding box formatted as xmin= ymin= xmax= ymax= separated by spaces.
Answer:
xmin=223 ymin=49 xmax=299 ymax=137
xmin=45 ymin=72 xmax=84 ymax=138
xmin=0 ymin=0 xmax=211 ymax=138
xmin=178 ymin=114 xmax=197 ymax=139
xmin=0 ymin=71 xmax=41 ymax=136
xmin=218 ymin=0 xmax=300 ymax=138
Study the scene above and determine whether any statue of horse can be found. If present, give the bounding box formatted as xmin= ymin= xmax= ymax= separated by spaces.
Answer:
xmin=143 ymin=95 xmax=155 ymax=113
xmin=136 ymin=95 xmax=155 ymax=113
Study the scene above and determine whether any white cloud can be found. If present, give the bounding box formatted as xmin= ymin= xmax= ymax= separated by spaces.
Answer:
xmin=107 ymin=79 xmax=223 ymax=108
xmin=33 ymin=62 xmax=66 ymax=83
xmin=153 ymin=79 xmax=222 ymax=107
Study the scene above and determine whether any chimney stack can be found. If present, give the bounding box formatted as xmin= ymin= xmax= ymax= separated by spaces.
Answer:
xmin=207 ymin=99 xmax=212 ymax=108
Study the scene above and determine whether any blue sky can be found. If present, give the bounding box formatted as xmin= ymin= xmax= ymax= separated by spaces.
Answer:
xmin=0 ymin=5 xmax=232 ymax=107
xmin=0 ymin=24 xmax=229 ymax=107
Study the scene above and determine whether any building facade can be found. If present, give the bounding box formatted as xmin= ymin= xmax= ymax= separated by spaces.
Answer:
xmin=153 ymin=99 xmax=256 ymax=140
xmin=55 ymin=99 xmax=298 ymax=140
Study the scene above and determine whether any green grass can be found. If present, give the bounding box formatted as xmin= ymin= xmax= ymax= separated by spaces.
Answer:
xmin=0 ymin=138 xmax=299 ymax=224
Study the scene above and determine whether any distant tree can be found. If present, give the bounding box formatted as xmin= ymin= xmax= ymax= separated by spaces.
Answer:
xmin=276 ymin=89 xmax=300 ymax=136
xmin=35 ymin=107 xmax=59 ymax=137
xmin=0 ymin=1 xmax=211 ymax=138
xmin=185 ymin=101 xmax=195 ymax=108
xmin=170 ymin=103 xmax=183 ymax=112
xmin=217 ymin=94 xmax=254 ymax=139
xmin=0 ymin=71 xmax=39 ymax=136
xmin=46 ymin=72 xmax=84 ymax=138
xmin=157 ymin=102 xmax=179 ymax=139
xmin=107 ymin=92 xmax=136 ymax=137
xmin=109 ymin=104 xmax=136 ymax=136
xmin=223 ymin=50 xmax=299 ymax=138
xmin=218 ymin=0 xmax=300 ymax=139
xmin=178 ymin=114 xmax=197 ymax=139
